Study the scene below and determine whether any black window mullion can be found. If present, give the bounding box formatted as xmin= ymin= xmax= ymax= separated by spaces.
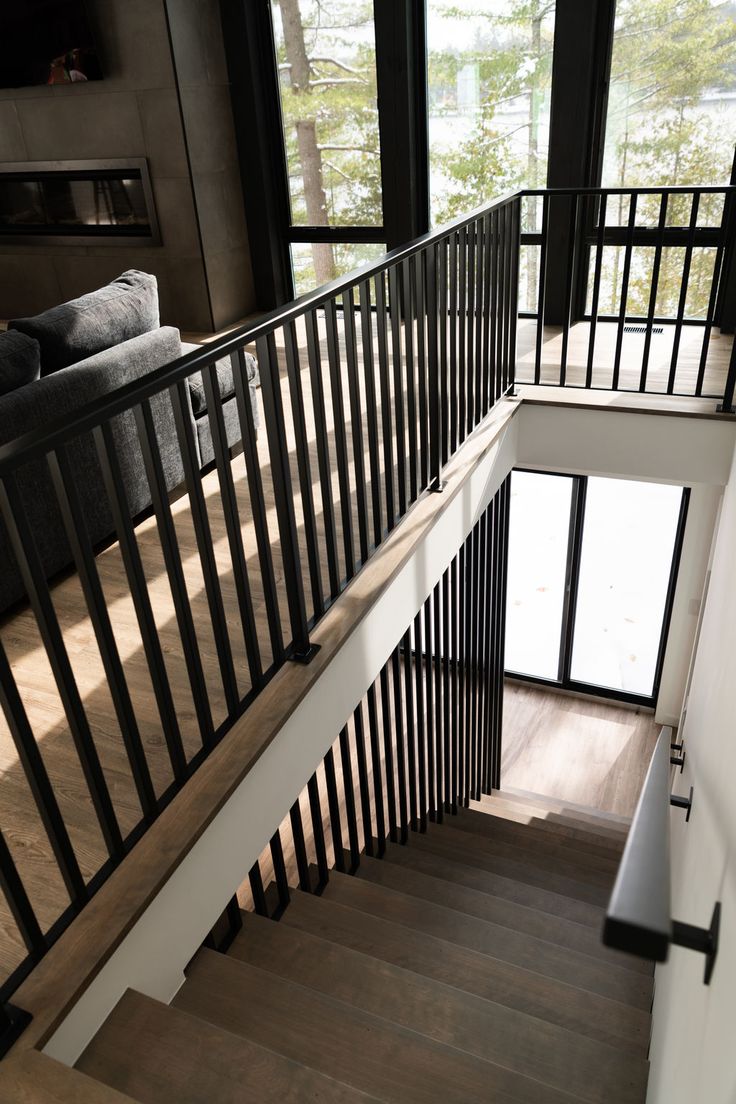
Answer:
xmin=558 ymin=475 xmax=588 ymax=685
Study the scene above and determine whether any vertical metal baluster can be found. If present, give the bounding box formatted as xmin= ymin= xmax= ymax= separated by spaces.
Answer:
xmin=338 ymin=725 xmax=361 ymax=870
xmin=388 ymin=265 xmax=408 ymax=517
xmin=442 ymin=568 xmax=453 ymax=813
xmin=401 ymin=259 xmax=418 ymax=502
xmin=256 ymin=333 xmax=313 ymax=659
xmin=391 ymin=649 xmax=409 ymax=844
xmin=498 ymin=209 xmax=509 ymax=395
xmin=134 ymin=398 xmax=215 ymax=743
xmin=307 ymin=774 xmax=329 ymax=888
xmin=535 ymin=195 xmax=550 ymax=386
xmin=458 ymin=226 xmax=467 ymax=443
xmin=323 ymin=747 xmax=345 ymax=873
xmin=0 ymin=829 xmax=45 ymax=959
xmin=374 ymin=272 xmax=396 ymax=533
xmin=471 ymin=520 xmax=482 ymax=794
xmin=201 ymin=359 xmax=268 ymax=688
xmin=458 ymin=542 xmax=468 ymax=803
xmin=289 ymin=800 xmax=311 ymax=892
xmin=353 ymin=705 xmax=376 ymax=857
xmin=482 ymin=503 xmax=497 ymax=795
xmin=439 ymin=238 xmax=450 ymax=465
xmin=402 ymin=628 xmax=418 ymax=833
xmin=613 ymin=194 xmax=639 ymax=391
xmin=48 ymin=445 xmax=158 ymax=817
xmin=482 ymin=212 xmax=493 ymax=413
xmin=324 ymin=750 xmax=346 ymax=869
xmin=449 ymin=231 xmax=459 ymax=454
xmin=377 ymin=671 xmax=398 ymax=844
xmin=324 ymin=297 xmax=356 ymax=579
xmin=433 ymin=585 xmax=444 ymax=822
xmin=493 ymin=479 xmax=511 ymax=791
xmin=366 ymin=688 xmax=387 ymax=856
xmin=94 ymin=422 xmax=187 ymax=781
xmin=478 ymin=512 xmax=490 ymax=796
xmin=559 ymin=195 xmax=579 ymax=387
xmin=168 ymin=381 xmax=239 ymax=713
xmin=305 ymin=310 xmax=340 ymax=598
xmin=668 ymin=193 xmax=700 ymax=394
xmin=496 ymin=208 xmax=506 ymax=400
xmin=586 ymin=194 xmax=607 ymax=388
xmin=508 ymin=198 xmax=521 ymax=394
xmin=466 ymin=221 xmax=476 ymax=432
xmin=424 ymin=596 xmax=436 ymax=822
xmin=248 ymin=861 xmax=268 ymax=916
xmin=0 ymin=639 xmax=85 ymax=904
xmin=358 ymin=281 xmax=384 ymax=548
xmin=0 ymin=474 xmax=124 ymax=858
xmin=474 ymin=219 xmax=484 ymax=425
xmin=343 ymin=289 xmax=370 ymax=565
xmin=696 ymin=198 xmax=727 ymax=396
xmin=281 ymin=325 xmax=325 ymax=623
xmin=640 ymin=193 xmax=669 ymax=391
xmin=426 ymin=244 xmax=441 ymax=491
xmin=232 ymin=349 xmax=285 ymax=653
xmin=415 ymin=253 xmax=429 ymax=489
xmin=269 ymin=829 xmax=291 ymax=911
xmin=412 ymin=614 xmax=428 ymax=832
xmin=465 ymin=526 xmax=476 ymax=799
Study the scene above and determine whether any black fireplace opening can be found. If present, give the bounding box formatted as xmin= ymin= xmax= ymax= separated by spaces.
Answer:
xmin=0 ymin=159 xmax=160 ymax=245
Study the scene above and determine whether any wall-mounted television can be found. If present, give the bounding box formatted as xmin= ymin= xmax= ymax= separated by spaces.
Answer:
xmin=0 ymin=0 xmax=102 ymax=89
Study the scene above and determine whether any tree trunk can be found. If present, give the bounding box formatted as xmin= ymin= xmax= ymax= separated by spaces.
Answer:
xmin=277 ymin=0 xmax=336 ymax=284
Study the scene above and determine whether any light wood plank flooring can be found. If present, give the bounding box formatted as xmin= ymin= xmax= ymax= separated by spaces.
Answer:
xmin=501 ymin=682 xmax=660 ymax=818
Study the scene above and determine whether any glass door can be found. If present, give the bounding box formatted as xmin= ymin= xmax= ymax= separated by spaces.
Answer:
xmin=505 ymin=469 xmax=688 ymax=705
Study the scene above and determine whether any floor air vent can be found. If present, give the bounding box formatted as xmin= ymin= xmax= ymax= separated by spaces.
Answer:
xmin=623 ymin=324 xmax=664 ymax=334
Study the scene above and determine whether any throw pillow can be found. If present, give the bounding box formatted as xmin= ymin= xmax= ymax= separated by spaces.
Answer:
xmin=8 ymin=270 xmax=159 ymax=376
xmin=0 ymin=329 xmax=41 ymax=397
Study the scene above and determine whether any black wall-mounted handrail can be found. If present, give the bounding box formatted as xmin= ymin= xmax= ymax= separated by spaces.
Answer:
xmin=603 ymin=727 xmax=721 ymax=984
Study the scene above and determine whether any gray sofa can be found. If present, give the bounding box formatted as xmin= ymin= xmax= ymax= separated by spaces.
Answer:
xmin=0 ymin=271 xmax=258 ymax=615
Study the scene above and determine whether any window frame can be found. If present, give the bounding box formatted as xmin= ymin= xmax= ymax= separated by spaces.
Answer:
xmin=504 ymin=468 xmax=690 ymax=708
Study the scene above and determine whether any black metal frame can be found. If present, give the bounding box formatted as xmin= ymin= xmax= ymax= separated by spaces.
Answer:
xmin=505 ymin=469 xmax=690 ymax=709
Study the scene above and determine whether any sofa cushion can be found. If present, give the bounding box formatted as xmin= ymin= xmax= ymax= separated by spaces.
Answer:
xmin=0 ymin=330 xmax=41 ymax=396
xmin=183 ymin=342 xmax=259 ymax=421
xmin=8 ymin=270 xmax=159 ymax=376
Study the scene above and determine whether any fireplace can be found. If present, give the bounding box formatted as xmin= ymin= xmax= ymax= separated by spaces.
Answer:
xmin=0 ymin=159 xmax=160 ymax=246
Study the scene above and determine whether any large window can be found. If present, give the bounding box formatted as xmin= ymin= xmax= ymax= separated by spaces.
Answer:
xmin=505 ymin=469 xmax=687 ymax=703
xmin=271 ymin=0 xmax=385 ymax=293
xmin=426 ymin=1 xmax=555 ymax=227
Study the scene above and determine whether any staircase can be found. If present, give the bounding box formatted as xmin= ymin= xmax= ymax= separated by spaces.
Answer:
xmin=74 ymin=792 xmax=652 ymax=1103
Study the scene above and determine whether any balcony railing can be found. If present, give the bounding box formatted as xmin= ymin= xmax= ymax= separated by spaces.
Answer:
xmin=0 ymin=181 xmax=732 ymax=1048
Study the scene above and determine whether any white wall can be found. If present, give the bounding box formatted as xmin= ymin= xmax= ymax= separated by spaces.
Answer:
xmin=647 ymin=443 xmax=736 ymax=1104
xmin=516 ymin=404 xmax=734 ymax=723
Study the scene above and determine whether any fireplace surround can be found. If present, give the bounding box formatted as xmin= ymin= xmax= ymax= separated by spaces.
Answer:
xmin=0 ymin=158 xmax=160 ymax=246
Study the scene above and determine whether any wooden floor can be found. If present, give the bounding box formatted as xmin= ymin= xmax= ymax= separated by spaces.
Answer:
xmin=516 ymin=318 xmax=732 ymax=398
xmin=0 ymin=311 xmax=715 ymax=985
xmin=501 ymin=683 xmax=660 ymax=818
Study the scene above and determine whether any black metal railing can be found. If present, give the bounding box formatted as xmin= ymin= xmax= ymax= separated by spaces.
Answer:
xmin=0 ymin=192 xmax=519 ymax=1037
xmin=0 ymin=176 xmax=733 ymax=1045
xmin=517 ymin=185 xmax=736 ymax=408
xmin=603 ymin=727 xmax=720 ymax=985
xmin=243 ymin=483 xmax=508 ymax=913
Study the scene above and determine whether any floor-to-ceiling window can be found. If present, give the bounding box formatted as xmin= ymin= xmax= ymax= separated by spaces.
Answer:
xmin=505 ymin=468 xmax=687 ymax=703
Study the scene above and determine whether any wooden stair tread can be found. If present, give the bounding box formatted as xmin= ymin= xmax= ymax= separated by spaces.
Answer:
xmin=77 ymin=988 xmax=377 ymax=1104
xmin=357 ymin=849 xmax=652 ymax=977
xmin=228 ymin=911 xmax=648 ymax=1104
xmin=472 ymin=796 xmax=627 ymax=853
xmin=321 ymin=870 xmax=650 ymax=1009
xmin=280 ymin=887 xmax=651 ymax=1055
xmin=175 ymin=947 xmax=587 ymax=1104
xmin=420 ymin=822 xmax=612 ymax=899
xmin=455 ymin=805 xmax=624 ymax=866
xmin=494 ymin=789 xmax=631 ymax=835
xmin=1 ymin=1049 xmax=140 ymax=1104
xmin=409 ymin=827 xmax=609 ymax=912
